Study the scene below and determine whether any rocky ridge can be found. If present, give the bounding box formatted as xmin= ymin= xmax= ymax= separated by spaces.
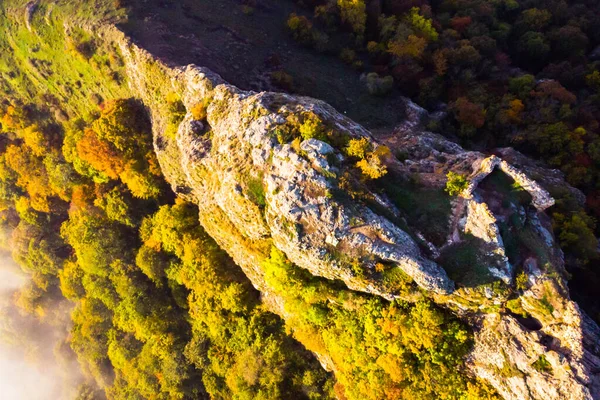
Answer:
xmin=78 ymin=23 xmax=600 ymax=400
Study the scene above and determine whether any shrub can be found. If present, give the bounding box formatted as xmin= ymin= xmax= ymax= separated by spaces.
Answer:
xmin=451 ymin=16 xmax=472 ymax=33
xmin=508 ymin=74 xmax=536 ymax=98
xmin=345 ymin=139 xmax=388 ymax=180
xmin=517 ymin=32 xmax=550 ymax=63
xmin=515 ymin=271 xmax=529 ymax=291
xmin=135 ymin=245 xmax=168 ymax=283
xmin=120 ymin=168 xmax=162 ymax=199
xmin=287 ymin=13 xmax=314 ymax=46
xmin=246 ymin=175 xmax=266 ymax=208
xmin=505 ymin=298 xmax=527 ymax=317
xmin=366 ymin=41 xmax=381 ymax=54
xmin=356 ymin=157 xmax=387 ymax=180
xmin=299 ymin=112 xmax=327 ymax=141
xmin=532 ymin=355 xmax=552 ymax=374
xmin=445 ymin=171 xmax=469 ymax=196
xmin=340 ymin=48 xmax=356 ymax=64
xmin=93 ymin=186 xmax=136 ymax=227
xmin=76 ymin=129 xmax=126 ymax=180
xmin=270 ymin=70 xmax=294 ymax=92
xmin=190 ymin=98 xmax=211 ymax=121
xmin=20 ymin=125 xmax=48 ymax=156
xmin=365 ymin=73 xmax=394 ymax=96
xmin=350 ymin=259 xmax=365 ymax=278
xmin=586 ymin=70 xmax=600 ymax=92
xmin=352 ymin=60 xmax=364 ymax=70
xmin=388 ymin=35 xmax=428 ymax=59
xmin=345 ymin=137 xmax=371 ymax=159
xmin=313 ymin=30 xmax=330 ymax=53
xmin=166 ymin=93 xmax=186 ymax=138
xmin=452 ymin=97 xmax=486 ymax=136
xmin=241 ymin=5 xmax=254 ymax=15
xmin=274 ymin=127 xmax=294 ymax=145
xmin=552 ymin=212 xmax=598 ymax=263
xmin=90 ymin=93 xmax=103 ymax=106
xmin=406 ymin=7 xmax=438 ymax=41
xmin=67 ymin=37 xmax=96 ymax=59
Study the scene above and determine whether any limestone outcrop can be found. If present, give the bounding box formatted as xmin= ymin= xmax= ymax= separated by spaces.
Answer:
xmin=384 ymin=121 xmax=600 ymax=400
xmin=101 ymin=26 xmax=600 ymax=400
xmin=172 ymin=69 xmax=454 ymax=297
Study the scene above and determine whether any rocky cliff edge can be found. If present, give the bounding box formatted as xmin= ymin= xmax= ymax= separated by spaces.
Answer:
xmin=103 ymin=25 xmax=600 ymax=399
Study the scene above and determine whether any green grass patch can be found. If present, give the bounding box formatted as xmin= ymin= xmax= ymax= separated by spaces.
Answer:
xmin=379 ymin=173 xmax=452 ymax=247
xmin=499 ymin=218 xmax=551 ymax=267
xmin=480 ymin=169 xmax=532 ymax=207
xmin=505 ymin=298 xmax=528 ymax=317
xmin=532 ymin=355 xmax=552 ymax=374
xmin=245 ymin=174 xmax=266 ymax=208
xmin=437 ymin=235 xmax=499 ymax=288
xmin=380 ymin=265 xmax=417 ymax=296
xmin=0 ymin=2 xmax=130 ymax=116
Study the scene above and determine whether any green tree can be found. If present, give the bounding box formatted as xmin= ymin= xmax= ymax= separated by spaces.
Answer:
xmin=337 ymin=0 xmax=367 ymax=36
xmin=517 ymin=32 xmax=550 ymax=64
xmin=553 ymin=212 xmax=598 ymax=263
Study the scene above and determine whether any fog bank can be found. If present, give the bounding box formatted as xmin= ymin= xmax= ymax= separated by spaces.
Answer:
xmin=0 ymin=257 xmax=85 ymax=399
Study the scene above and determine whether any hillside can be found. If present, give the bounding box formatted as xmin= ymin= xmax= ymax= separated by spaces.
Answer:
xmin=0 ymin=1 xmax=599 ymax=399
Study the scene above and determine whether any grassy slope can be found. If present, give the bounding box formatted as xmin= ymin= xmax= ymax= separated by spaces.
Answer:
xmin=120 ymin=0 xmax=409 ymax=129
xmin=0 ymin=0 xmax=129 ymax=116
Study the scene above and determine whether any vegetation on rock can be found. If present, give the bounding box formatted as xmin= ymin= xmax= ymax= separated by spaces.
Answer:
xmin=0 ymin=0 xmax=599 ymax=399
xmin=283 ymin=0 xmax=600 ymax=320
xmin=445 ymin=171 xmax=469 ymax=196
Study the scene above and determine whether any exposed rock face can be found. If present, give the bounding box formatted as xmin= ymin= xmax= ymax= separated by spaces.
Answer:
xmin=466 ymin=155 xmax=555 ymax=211
xmin=102 ymin=26 xmax=600 ymax=400
xmin=387 ymin=129 xmax=560 ymax=283
xmin=470 ymin=273 xmax=600 ymax=400
xmin=458 ymin=154 xmax=555 ymax=283
xmin=496 ymin=147 xmax=587 ymax=207
xmin=24 ymin=1 xmax=37 ymax=31
xmin=172 ymin=70 xmax=454 ymax=296
xmin=387 ymin=129 xmax=559 ymax=212
xmin=384 ymin=125 xmax=600 ymax=400
xmin=462 ymin=194 xmax=513 ymax=283
xmin=470 ymin=306 xmax=600 ymax=400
